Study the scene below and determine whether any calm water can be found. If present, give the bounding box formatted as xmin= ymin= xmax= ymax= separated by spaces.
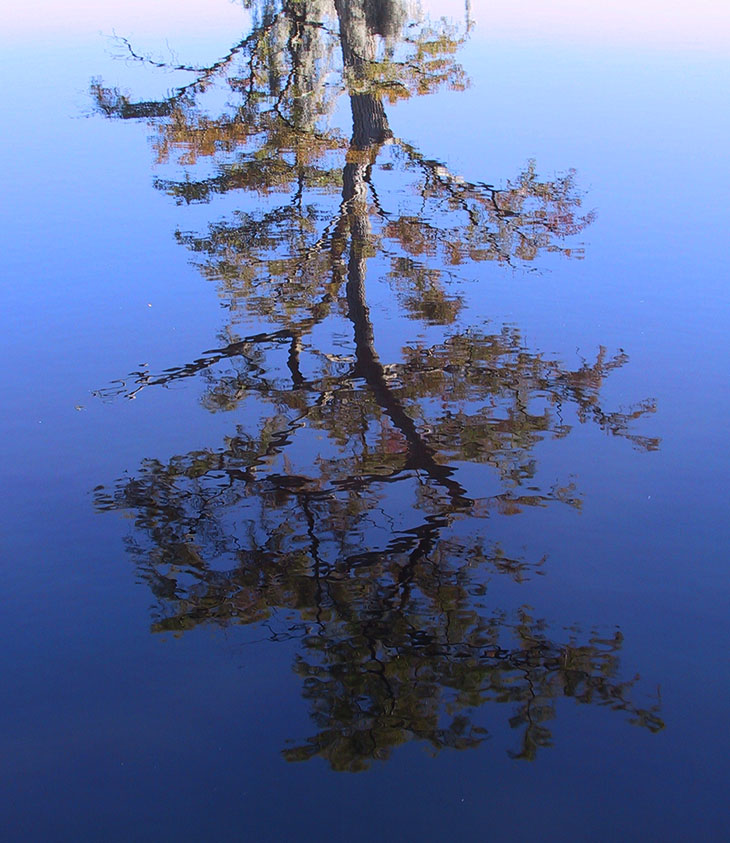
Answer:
xmin=2 ymin=1 xmax=729 ymax=839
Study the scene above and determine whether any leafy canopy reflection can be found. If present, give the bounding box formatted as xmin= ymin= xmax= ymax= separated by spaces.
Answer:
xmin=93 ymin=0 xmax=662 ymax=770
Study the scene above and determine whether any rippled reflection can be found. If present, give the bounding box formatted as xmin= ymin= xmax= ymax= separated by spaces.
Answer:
xmin=93 ymin=0 xmax=662 ymax=770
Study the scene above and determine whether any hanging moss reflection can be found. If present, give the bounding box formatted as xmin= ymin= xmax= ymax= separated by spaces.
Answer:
xmin=92 ymin=0 xmax=593 ymax=341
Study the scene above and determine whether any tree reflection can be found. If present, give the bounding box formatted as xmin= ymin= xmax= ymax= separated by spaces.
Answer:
xmin=93 ymin=0 xmax=662 ymax=769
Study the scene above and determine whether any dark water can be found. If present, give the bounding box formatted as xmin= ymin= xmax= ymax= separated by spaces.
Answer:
xmin=2 ymin=2 xmax=729 ymax=839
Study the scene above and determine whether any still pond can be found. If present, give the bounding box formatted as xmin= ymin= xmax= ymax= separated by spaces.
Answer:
xmin=1 ymin=1 xmax=728 ymax=839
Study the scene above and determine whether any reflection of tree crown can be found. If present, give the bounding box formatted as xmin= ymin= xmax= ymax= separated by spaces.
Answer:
xmin=92 ymin=0 xmax=662 ymax=771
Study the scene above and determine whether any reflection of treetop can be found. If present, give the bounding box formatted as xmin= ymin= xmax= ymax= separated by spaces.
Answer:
xmin=92 ymin=0 xmax=594 ymax=329
xmin=93 ymin=0 xmax=662 ymax=771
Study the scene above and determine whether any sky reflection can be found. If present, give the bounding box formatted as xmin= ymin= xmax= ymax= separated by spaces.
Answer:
xmin=8 ymin=0 xmax=730 ymax=52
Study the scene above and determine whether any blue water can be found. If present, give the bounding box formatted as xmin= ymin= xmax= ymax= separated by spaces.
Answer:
xmin=1 ymin=4 xmax=728 ymax=840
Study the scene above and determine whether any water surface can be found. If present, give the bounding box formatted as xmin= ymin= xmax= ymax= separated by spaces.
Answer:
xmin=1 ymin=1 xmax=728 ymax=839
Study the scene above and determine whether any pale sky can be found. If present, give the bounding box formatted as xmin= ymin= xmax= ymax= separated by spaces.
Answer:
xmin=6 ymin=0 xmax=730 ymax=51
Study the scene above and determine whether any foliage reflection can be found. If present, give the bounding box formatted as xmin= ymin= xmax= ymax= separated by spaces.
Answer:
xmin=93 ymin=0 xmax=662 ymax=770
